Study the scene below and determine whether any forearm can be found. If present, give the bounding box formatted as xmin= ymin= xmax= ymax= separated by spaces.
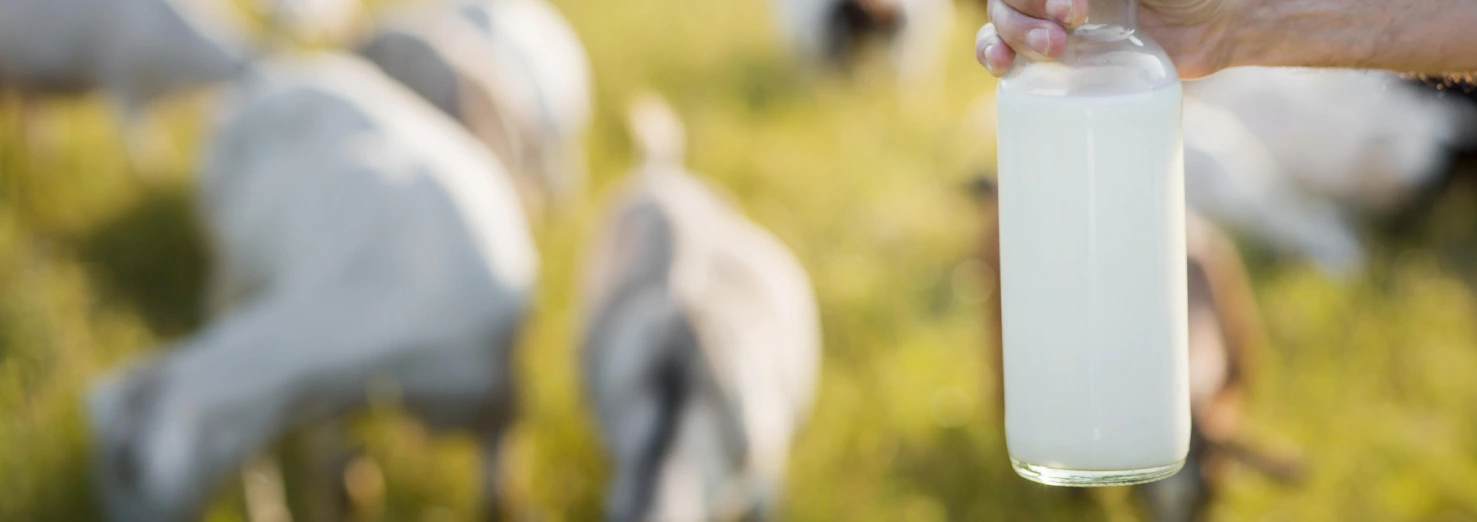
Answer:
xmin=1232 ymin=0 xmax=1477 ymax=73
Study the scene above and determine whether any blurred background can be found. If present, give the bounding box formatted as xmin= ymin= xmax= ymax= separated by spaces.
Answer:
xmin=5 ymin=0 xmax=1477 ymax=520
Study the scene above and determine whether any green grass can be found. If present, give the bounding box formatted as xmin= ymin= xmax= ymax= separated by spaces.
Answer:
xmin=4 ymin=0 xmax=1477 ymax=520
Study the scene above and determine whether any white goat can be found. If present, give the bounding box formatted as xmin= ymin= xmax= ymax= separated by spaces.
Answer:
xmin=581 ymin=97 xmax=821 ymax=522
xmin=0 ymin=0 xmax=253 ymax=123
xmin=1183 ymin=67 xmax=1477 ymax=273
xmin=87 ymin=54 xmax=536 ymax=522
xmin=1183 ymin=97 xmax=1365 ymax=273
xmin=359 ymin=0 xmax=593 ymax=212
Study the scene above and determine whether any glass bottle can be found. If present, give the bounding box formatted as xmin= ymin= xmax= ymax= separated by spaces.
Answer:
xmin=995 ymin=0 xmax=1190 ymax=486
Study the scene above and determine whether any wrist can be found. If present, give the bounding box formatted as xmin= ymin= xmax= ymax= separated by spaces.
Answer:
xmin=1221 ymin=0 xmax=1266 ymax=68
xmin=1223 ymin=0 xmax=1326 ymax=69
xmin=1225 ymin=0 xmax=1477 ymax=73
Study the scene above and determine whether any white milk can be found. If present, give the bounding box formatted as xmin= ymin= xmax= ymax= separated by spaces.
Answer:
xmin=996 ymin=82 xmax=1190 ymax=479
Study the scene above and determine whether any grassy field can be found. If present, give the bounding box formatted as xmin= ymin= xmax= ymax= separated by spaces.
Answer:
xmin=4 ymin=0 xmax=1477 ymax=520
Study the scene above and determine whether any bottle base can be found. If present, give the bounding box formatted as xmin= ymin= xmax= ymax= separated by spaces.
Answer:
xmin=1011 ymin=459 xmax=1184 ymax=487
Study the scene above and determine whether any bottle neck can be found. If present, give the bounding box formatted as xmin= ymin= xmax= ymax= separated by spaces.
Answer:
xmin=1082 ymin=0 xmax=1137 ymax=35
xmin=1001 ymin=0 xmax=1179 ymax=95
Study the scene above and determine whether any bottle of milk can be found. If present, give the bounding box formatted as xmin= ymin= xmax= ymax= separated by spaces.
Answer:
xmin=995 ymin=0 xmax=1189 ymax=486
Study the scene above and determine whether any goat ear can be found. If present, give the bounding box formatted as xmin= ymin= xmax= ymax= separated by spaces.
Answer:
xmin=628 ymin=93 xmax=686 ymax=167
xmin=965 ymin=171 xmax=997 ymax=202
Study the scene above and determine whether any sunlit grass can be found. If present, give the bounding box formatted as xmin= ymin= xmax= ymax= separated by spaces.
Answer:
xmin=3 ymin=0 xmax=1477 ymax=520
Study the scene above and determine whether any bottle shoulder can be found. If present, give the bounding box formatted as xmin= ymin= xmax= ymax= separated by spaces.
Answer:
xmin=998 ymin=29 xmax=1179 ymax=97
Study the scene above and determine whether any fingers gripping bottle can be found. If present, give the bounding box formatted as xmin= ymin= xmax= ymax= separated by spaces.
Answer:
xmin=995 ymin=0 xmax=1190 ymax=486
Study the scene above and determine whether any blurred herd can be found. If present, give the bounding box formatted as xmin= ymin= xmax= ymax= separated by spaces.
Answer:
xmin=4 ymin=0 xmax=1477 ymax=521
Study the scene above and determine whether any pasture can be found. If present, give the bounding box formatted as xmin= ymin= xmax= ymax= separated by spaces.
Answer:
xmin=3 ymin=0 xmax=1477 ymax=519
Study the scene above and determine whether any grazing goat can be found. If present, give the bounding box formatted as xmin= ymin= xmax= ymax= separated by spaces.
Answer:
xmin=1183 ymin=67 xmax=1477 ymax=273
xmin=0 ymin=0 xmax=252 ymax=126
xmin=359 ymin=0 xmax=593 ymax=213
xmin=88 ymin=54 xmax=536 ymax=522
xmin=582 ymin=96 xmax=821 ymax=522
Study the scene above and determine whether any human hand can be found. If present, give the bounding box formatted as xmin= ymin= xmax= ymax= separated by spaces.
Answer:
xmin=975 ymin=0 xmax=1247 ymax=79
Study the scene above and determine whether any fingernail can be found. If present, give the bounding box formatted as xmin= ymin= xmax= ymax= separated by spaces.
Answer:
xmin=1047 ymin=0 xmax=1075 ymax=25
xmin=977 ymin=23 xmax=997 ymax=42
xmin=1027 ymin=29 xmax=1052 ymax=57
xmin=983 ymin=43 xmax=999 ymax=75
